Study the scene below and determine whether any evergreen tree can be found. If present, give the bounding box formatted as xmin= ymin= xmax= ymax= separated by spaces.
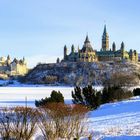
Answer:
xmin=35 ymin=90 xmax=64 ymax=107
xmin=72 ymin=85 xmax=102 ymax=109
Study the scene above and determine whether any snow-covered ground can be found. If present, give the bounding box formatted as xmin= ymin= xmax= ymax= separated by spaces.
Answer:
xmin=0 ymin=87 xmax=140 ymax=139
xmin=89 ymin=96 xmax=140 ymax=139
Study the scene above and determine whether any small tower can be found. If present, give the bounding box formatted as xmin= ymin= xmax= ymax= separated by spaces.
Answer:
xmin=23 ymin=57 xmax=26 ymax=65
xmin=129 ymin=49 xmax=133 ymax=54
xmin=77 ymin=45 xmax=80 ymax=52
xmin=56 ymin=58 xmax=60 ymax=63
xmin=121 ymin=42 xmax=125 ymax=52
xmin=64 ymin=45 xmax=67 ymax=60
xmin=134 ymin=50 xmax=137 ymax=55
xmin=129 ymin=49 xmax=133 ymax=61
xmin=7 ymin=55 xmax=11 ymax=66
xmin=133 ymin=50 xmax=138 ymax=62
xmin=120 ymin=42 xmax=125 ymax=60
xmin=112 ymin=42 xmax=116 ymax=52
xmin=71 ymin=44 xmax=75 ymax=53
xmin=102 ymin=25 xmax=109 ymax=51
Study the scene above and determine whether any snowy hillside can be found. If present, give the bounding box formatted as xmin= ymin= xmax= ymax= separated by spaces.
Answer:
xmin=89 ymin=96 xmax=140 ymax=139
xmin=23 ymin=61 xmax=140 ymax=86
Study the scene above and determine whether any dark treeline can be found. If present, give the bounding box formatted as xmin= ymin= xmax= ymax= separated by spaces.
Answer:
xmin=72 ymin=85 xmax=138 ymax=110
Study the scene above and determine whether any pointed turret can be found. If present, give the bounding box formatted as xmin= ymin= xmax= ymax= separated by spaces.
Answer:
xmin=102 ymin=24 xmax=109 ymax=51
xmin=121 ymin=42 xmax=125 ymax=51
xmin=56 ymin=58 xmax=60 ymax=63
xmin=7 ymin=55 xmax=10 ymax=60
xmin=78 ymin=45 xmax=80 ymax=52
xmin=22 ymin=57 xmax=26 ymax=65
xmin=112 ymin=42 xmax=116 ymax=52
xmin=71 ymin=44 xmax=75 ymax=53
xmin=23 ymin=57 xmax=25 ymax=62
xmin=84 ymin=35 xmax=90 ymax=43
xmin=64 ymin=45 xmax=67 ymax=60
xmin=7 ymin=55 xmax=11 ymax=66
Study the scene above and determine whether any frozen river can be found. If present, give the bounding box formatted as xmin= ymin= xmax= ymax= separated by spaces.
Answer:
xmin=0 ymin=87 xmax=74 ymax=107
xmin=0 ymin=86 xmax=103 ymax=107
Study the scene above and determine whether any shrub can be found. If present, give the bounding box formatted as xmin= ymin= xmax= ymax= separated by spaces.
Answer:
xmin=11 ymin=107 xmax=39 ymax=140
xmin=133 ymin=88 xmax=140 ymax=96
xmin=72 ymin=85 xmax=102 ymax=109
xmin=0 ymin=107 xmax=38 ymax=140
xmin=38 ymin=103 xmax=89 ymax=140
xmin=35 ymin=90 xmax=64 ymax=107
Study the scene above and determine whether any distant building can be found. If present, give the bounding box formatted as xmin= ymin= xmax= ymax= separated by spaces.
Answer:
xmin=0 ymin=55 xmax=28 ymax=76
xmin=61 ymin=25 xmax=138 ymax=63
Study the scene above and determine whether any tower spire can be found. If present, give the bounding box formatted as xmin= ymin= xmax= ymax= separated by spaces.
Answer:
xmin=103 ymin=24 xmax=107 ymax=34
xmin=102 ymin=24 xmax=109 ymax=51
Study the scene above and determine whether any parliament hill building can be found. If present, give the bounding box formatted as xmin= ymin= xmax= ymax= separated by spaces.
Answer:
xmin=0 ymin=55 xmax=28 ymax=76
xmin=61 ymin=25 xmax=138 ymax=63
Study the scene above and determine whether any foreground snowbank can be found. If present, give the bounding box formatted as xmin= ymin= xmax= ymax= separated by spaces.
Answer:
xmin=89 ymin=97 xmax=140 ymax=139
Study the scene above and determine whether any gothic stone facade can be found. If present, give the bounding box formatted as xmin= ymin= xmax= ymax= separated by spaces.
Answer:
xmin=61 ymin=25 xmax=138 ymax=63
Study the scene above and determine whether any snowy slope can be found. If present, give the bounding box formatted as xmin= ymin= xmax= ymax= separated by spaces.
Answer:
xmin=89 ymin=97 xmax=140 ymax=139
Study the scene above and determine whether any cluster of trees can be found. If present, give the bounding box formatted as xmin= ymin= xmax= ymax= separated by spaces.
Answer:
xmin=72 ymin=85 xmax=133 ymax=109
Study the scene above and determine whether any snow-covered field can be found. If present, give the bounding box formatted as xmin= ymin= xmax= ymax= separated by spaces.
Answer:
xmin=0 ymin=87 xmax=140 ymax=139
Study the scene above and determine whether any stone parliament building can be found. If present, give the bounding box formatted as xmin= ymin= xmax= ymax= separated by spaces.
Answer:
xmin=60 ymin=25 xmax=138 ymax=63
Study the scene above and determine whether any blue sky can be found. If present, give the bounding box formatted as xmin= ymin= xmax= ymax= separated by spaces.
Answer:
xmin=0 ymin=0 xmax=140 ymax=67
